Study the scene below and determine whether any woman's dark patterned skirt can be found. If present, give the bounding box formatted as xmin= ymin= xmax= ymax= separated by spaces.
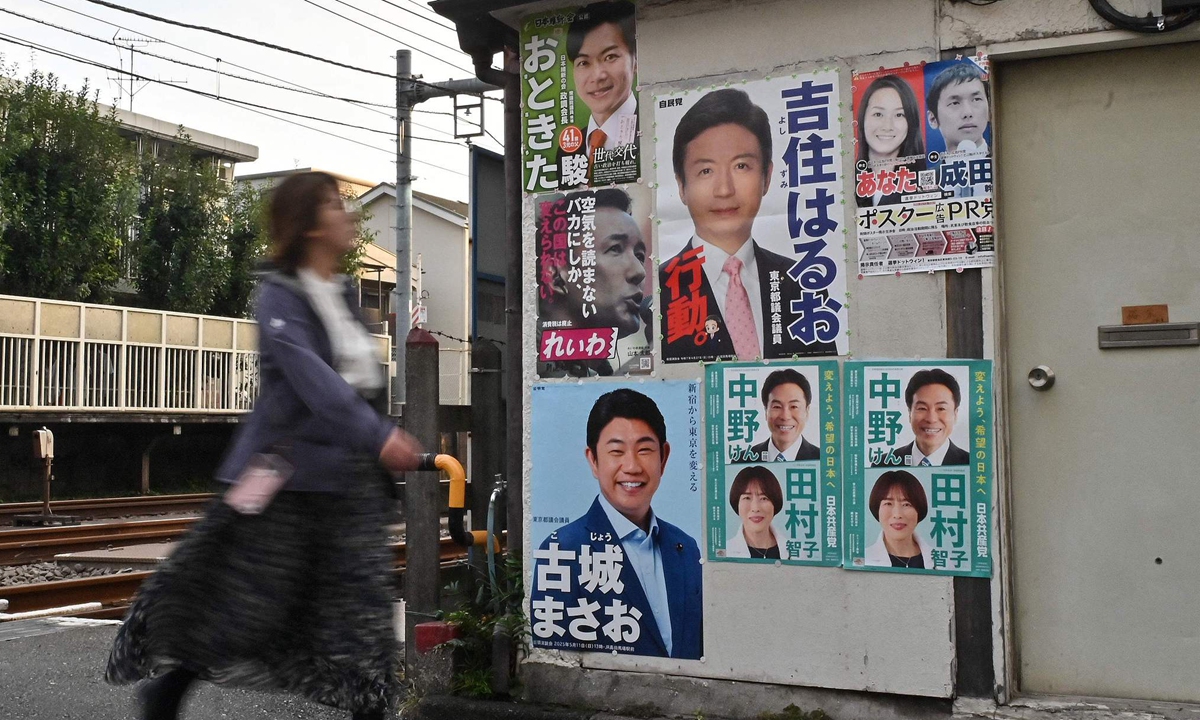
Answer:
xmin=105 ymin=463 xmax=400 ymax=714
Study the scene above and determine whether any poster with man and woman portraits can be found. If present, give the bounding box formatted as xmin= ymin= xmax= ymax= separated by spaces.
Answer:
xmin=851 ymin=56 xmax=996 ymax=275
xmin=843 ymin=360 xmax=994 ymax=577
xmin=704 ymin=361 xmax=841 ymax=566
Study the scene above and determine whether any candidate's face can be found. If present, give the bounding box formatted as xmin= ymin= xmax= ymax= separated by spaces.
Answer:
xmin=766 ymin=382 xmax=809 ymax=450
xmin=676 ymin=123 xmax=771 ymax=249
xmin=737 ymin=479 xmax=777 ymax=529
xmin=929 ymin=78 xmax=989 ymax=150
xmin=572 ymin=22 xmax=635 ymax=124
xmin=704 ymin=319 xmax=719 ymax=335
xmin=863 ymin=86 xmax=908 ymax=160
xmin=561 ymin=206 xmax=646 ymax=336
xmin=908 ymin=382 xmax=958 ymax=456
xmin=586 ymin=417 xmax=669 ymax=527
xmin=878 ymin=485 xmax=919 ymax=547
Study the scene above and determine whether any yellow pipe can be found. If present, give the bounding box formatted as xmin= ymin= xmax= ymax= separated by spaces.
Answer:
xmin=434 ymin=454 xmax=467 ymax=509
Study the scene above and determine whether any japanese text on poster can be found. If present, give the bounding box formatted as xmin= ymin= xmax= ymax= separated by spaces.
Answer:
xmin=520 ymin=2 xmax=640 ymax=192
xmin=843 ymin=361 xmax=993 ymax=577
xmin=654 ymin=72 xmax=848 ymax=363
xmin=530 ymin=381 xmax=703 ymax=659
xmin=705 ymin=362 xmax=841 ymax=566
xmin=536 ymin=185 xmax=653 ymax=377
xmin=851 ymin=57 xmax=995 ymax=275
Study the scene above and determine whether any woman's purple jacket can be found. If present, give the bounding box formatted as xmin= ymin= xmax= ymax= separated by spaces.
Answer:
xmin=215 ymin=272 xmax=395 ymax=492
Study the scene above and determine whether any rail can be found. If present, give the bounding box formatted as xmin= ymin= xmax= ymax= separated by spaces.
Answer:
xmin=0 ymin=294 xmax=390 ymax=414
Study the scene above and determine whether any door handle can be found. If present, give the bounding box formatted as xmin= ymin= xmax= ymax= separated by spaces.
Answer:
xmin=1028 ymin=365 xmax=1055 ymax=391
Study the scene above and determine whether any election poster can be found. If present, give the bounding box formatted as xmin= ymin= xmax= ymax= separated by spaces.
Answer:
xmin=705 ymin=362 xmax=841 ymax=566
xmin=654 ymin=72 xmax=848 ymax=364
xmin=530 ymin=381 xmax=704 ymax=660
xmin=536 ymin=185 xmax=653 ymax=377
xmin=520 ymin=1 xmax=641 ymax=192
xmin=843 ymin=361 xmax=993 ymax=577
xmin=851 ymin=56 xmax=995 ymax=275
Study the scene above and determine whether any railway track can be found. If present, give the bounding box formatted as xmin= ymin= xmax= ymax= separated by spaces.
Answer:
xmin=0 ymin=494 xmax=214 ymax=521
xmin=0 ymin=536 xmax=478 ymax=620
xmin=0 ymin=517 xmax=197 ymax=564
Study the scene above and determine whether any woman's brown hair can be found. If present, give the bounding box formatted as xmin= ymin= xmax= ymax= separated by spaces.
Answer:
xmin=268 ymin=171 xmax=341 ymax=273
xmin=868 ymin=470 xmax=929 ymax=522
xmin=728 ymin=466 xmax=783 ymax=514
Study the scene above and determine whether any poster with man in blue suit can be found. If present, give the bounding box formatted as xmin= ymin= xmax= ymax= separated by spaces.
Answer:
xmin=530 ymin=381 xmax=703 ymax=660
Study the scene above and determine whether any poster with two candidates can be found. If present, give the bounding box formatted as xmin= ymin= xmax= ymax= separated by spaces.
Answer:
xmin=705 ymin=361 xmax=841 ymax=566
xmin=529 ymin=381 xmax=704 ymax=660
xmin=851 ymin=57 xmax=996 ymax=275
xmin=843 ymin=360 xmax=994 ymax=577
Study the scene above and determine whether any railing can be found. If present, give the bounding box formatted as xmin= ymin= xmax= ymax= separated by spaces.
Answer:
xmin=0 ymin=294 xmax=390 ymax=414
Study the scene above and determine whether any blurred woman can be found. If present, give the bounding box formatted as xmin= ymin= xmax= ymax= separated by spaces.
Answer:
xmin=855 ymin=74 xmax=927 ymax=207
xmin=864 ymin=470 xmax=933 ymax=569
xmin=725 ymin=466 xmax=786 ymax=559
xmin=106 ymin=172 xmax=422 ymax=720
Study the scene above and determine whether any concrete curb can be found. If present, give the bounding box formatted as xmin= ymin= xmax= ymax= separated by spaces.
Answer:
xmin=405 ymin=696 xmax=673 ymax=720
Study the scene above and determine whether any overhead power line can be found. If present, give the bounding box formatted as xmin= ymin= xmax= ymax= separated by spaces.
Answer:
xmin=298 ymin=0 xmax=471 ymax=74
xmin=78 ymin=0 xmax=396 ymax=78
xmin=0 ymin=32 xmax=394 ymax=134
xmin=31 ymin=0 xmax=479 ymax=123
xmin=0 ymin=6 xmax=395 ymax=108
xmin=321 ymin=0 xmax=468 ymax=62
xmin=0 ymin=34 xmax=471 ymax=170
xmin=376 ymin=0 xmax=456 ymax=32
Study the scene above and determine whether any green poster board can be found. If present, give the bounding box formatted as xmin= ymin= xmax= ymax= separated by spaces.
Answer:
xmin=843 ymin=360 xmax=994 ymax=577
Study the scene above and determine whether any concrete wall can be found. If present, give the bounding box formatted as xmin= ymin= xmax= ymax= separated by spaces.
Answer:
xmin=514 ymin=0 xmax=1200 ymax=710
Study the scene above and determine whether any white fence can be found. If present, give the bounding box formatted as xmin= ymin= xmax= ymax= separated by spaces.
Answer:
xmin=0 ymin=295 xmax=389 ymax=414
xmin=439 ymin=347 xmax=470 ymax=406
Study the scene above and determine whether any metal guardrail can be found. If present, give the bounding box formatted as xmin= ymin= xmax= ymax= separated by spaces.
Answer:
xmin=0 ymin=294 xmax=390 ymax=414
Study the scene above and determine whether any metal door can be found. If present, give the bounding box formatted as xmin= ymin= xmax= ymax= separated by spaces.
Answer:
xmin=998 ymin=41 xmax=1200 ymax=702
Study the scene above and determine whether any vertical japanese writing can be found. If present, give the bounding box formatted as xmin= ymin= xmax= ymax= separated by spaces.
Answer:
xmin=523 ymin=30 xmax=561 ymax=192
xmin=779 ymin=74 xmax=844 ymax=346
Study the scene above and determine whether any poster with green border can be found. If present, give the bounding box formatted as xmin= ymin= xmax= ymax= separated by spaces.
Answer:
xmin=843 ymin=360 xmax=993 ymax=577
xmin=705 ymin=361 xmax=841 ymax=566
xmin=520 ymin=2 xmax=640 ymax=192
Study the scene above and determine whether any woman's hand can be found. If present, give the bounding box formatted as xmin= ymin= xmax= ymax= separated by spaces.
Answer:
xmin=379 ymin=428 xmax=422 ymax=473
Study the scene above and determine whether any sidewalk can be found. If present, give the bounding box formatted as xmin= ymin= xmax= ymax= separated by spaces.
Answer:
xmin=3 ymin=617 xmax=1196 ymax=720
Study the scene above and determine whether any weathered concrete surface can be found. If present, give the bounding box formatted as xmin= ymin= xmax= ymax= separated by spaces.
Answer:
xmin=521 ymin=662 xmax=952 ymax=720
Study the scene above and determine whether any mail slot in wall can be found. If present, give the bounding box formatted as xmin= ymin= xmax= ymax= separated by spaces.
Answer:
xmin=1097 ymin=322 xmax=1199 ymax=349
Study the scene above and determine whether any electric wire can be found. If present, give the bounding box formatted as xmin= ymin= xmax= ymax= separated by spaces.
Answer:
xmin=0 ymin=6 xmax=394 ymax=108
xmin=78 ymin=0 xmax=397 ymax=78
xmin=0 ymin=33 xmax=470 ymax=175
xmin=318 ymin=0 xmax=470 ymax=63
xmin=30 ymin=0 xmax=486 ymax=125
xmin=298 ymin=0 xmax=472 ymax=74
xmin=376 ymin=0 xmax=456 ymax=32
xmin=1087 ymin=0 xmax=1200 ymax=32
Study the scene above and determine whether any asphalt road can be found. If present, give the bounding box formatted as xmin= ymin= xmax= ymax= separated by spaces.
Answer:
xmin=0 ymin=618 xmax=348 ymax=720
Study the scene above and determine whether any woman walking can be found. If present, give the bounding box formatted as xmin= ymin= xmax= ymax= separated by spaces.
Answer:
xmin=106 ymin=171 xmax=422 ymax=720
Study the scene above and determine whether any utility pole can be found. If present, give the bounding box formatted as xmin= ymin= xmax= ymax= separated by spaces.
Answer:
xmin=390 ymin=49 xmax=499 ymax=415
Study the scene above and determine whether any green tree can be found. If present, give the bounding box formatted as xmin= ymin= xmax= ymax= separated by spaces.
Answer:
xmin=0 ymin=66 xmax=138 ymax=302
xmin=134 ymin=132 xmax=231 ymax=313
xmin=209 ymin=181 xmax=268 ymax=318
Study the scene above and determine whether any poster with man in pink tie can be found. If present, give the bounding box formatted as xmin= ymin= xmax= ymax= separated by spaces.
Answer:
xmin=654 ymin=73 xmax=849 ymax=364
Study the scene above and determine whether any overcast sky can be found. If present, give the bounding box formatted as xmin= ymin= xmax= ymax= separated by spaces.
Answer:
xmin=0 ymin=0 xmax=503 ymax=204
